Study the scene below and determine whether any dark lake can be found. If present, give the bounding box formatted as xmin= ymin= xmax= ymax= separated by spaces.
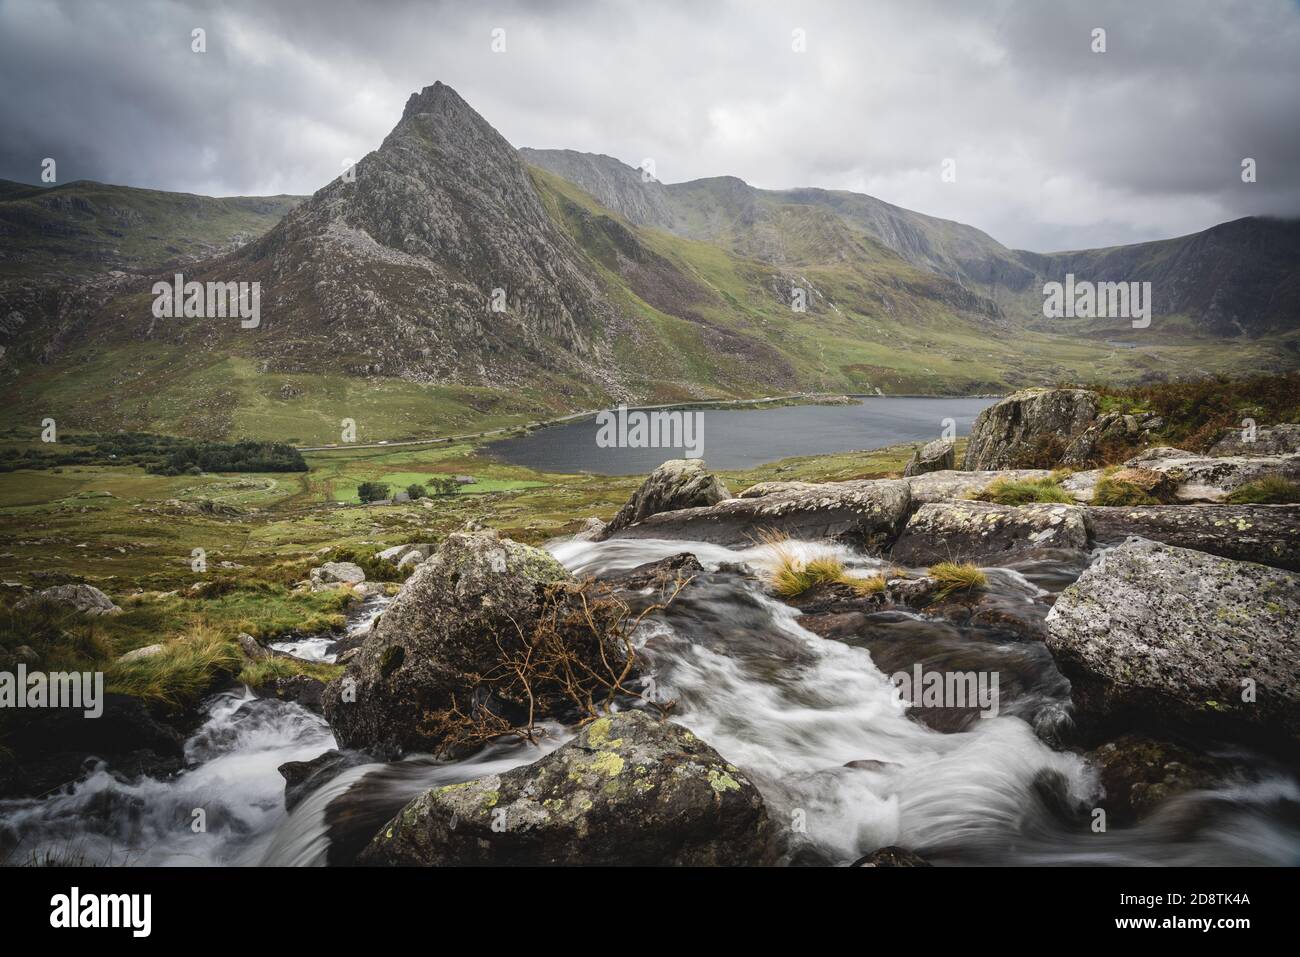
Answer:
xmin=487 ymin=396 xmax=998 ymax=475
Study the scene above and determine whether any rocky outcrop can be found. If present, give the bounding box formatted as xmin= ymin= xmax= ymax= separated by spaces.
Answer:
xmin=737 ymin=480 xmax=819 ymax=499
xmin=1087 ymin=735 xmax=1229 ymax=824
xmin=359 ymin=711 xmax=772 ymax=866
xmin=116 ymin=644 xmax=164 ymax=663
xmin=376 ymin=543 xmax=434 ymax=566
xmin=16 ymin=583 xmax=121 ymax=616
xmin=570 ymin=517 xmax=607 ymax=541
xmin=609 ymin=479 xmax=911 ymax=549
xmin=279 ymin=750 xmax=369 ymax=812
xmin=256 ymin=674 xmax=327 ymax=713
xmin=1122 ymin=450 xmax=1300 ymax=501
xmin=905 ymin=469 xmax=1054 ymax=504
xmin=1045 ymin=538 xmax=1300 ymax=744
xmin=963 ymin=389 xmax=1099 ymax=470
xmin=903 ymin=438 xmax=955 ymax=477
xmin=310 ymin=562 xmax=365 ymax=589
xmin=1209 ymin=423 xmax=1300 ymax=457
xmin=1060 ymin=411 xmax=1161 ymax=467
xmin=891 ymin=501 xmax=1091 ymax=566
xmin=601 ymin=459 xmax=731 ymax=538
xmin=786 ymin=574 xmax=1046 ymax=642
xmin=219 ymin=82 xmax=613 ymax=387
xmin=321 ymin=530 xmax=579 ymax=759
xmin=1086 ymin=504 xmax=1300 ymax=570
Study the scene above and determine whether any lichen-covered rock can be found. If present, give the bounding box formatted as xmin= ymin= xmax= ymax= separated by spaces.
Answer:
xmin=1086 ymin=504 xmax=1300 ymax=570
xmin=1087 ymin=734 xmax=1229 ymax=823
xmin=321 ymin=530 xmax=576 ymax=758
xmin=236 ymin=633 xmax=270 ymax=661
xmin=310 ymin=562 xmax=366 ymax=586
xmin=737 ymin=480 xmax=819 ymax=499
xmin=903 ymin=438 xmax=955 ymax=477
xmin=1060 ymin=410 xmax=1142 ymax=468
xmin=359 ymin=711 xmax=772 ymax=866
xmin=1121 ymin=451 xmax=1300 ymax=502
xmin=376 ymin=543 xmax=433 ymax=564
xmin=609 ymin=479 xmax=911 ymax=548
xmin=1045 ymin=538 xmax=1300 ymax=742
xmin=1209 ymin=423 xmax=1300 ymax=457
xmin=891 ymin=501 xmax=1091 ymax=565
xmin=570 ymin=517 xmax=607 ymax=541
xmin=963 ymin=388 xmax=1099 ymax=470
xmin=16 ymin=583 xmax=121 ymax=616
xmin=905 ymin=469 xmax=1054 ymax=505
xmin=600 ymin=459 xmax=731 ymax=538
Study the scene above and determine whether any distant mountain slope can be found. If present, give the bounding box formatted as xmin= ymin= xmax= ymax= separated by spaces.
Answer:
xmin=521 ymin=149 xmax=1030 ymax=291
xmin=1016 ymin=216 xmax=1300 ymax=336
xmin=520 ymin=148 xmax=1300 ymax=338
xmin=0 ymin=179 xmax=302 ymax=277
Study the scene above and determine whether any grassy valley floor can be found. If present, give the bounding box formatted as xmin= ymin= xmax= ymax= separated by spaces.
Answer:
xmin=0 ymin=432 xmax=919 ymax=721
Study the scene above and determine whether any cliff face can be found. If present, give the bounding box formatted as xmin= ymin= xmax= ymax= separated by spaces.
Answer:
xmin=1018 ymin=217 xmax=1300 ymax=336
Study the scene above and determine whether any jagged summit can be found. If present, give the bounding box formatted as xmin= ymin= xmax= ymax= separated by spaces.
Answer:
xmin=400 ymin=80 xmax=464 ymax=120
xmin=204 ymin=81 xmax=617 ymax=386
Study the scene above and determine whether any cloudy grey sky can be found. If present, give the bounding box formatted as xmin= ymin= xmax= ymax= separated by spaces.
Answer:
xmin=2 ymin=0 xmax=1298 ymax=251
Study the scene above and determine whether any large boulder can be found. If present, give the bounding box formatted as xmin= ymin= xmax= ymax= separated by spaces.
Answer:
xmin=310 ymin=562 xmax=366 ymax=587
xmin=905 ymin=469 xmax=1054 ymax=505
xmin=600 ymin=459 xmax=731 ymax=538
xmin=1086 ymin=504 xmax=1300 ymax=570
xmin=1059 ymin=411 xmax=1150 ymax=468
xmin=609 ymin=479 xmax=911 ymax=549
xmin=321 ymin=530 xmax=576 ymax=759
xmin=1122 ymin=450 xmax=1300 ymax=502
xmin=359 ymin=711 xmax=772 ymax=866
xmin=903 ymin=438 xmax=955 ymax=477
xmin=1045 ymin=538 xmax=1300 ymax=744
xmin=891 ymin=501 xmax=1091 ymax=566
xmin=376 ymin=543 xmax=434 ymax=564
xmin=1209 ymin=423 xmax=1300 ymax=457
xmin=16 ymin=583 xmax=121 ymax=616
xmin=963 ymin=388 xmax=1099 ymax=470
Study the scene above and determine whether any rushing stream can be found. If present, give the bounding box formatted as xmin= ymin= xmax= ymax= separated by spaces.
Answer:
xmin=3 ymin=537 xmax=1298 ymax=866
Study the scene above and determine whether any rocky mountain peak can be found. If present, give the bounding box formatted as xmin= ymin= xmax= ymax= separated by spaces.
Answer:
xmin=400 ymin=80 xmax=465 ymax=121
xmin=217 ymin=82 xmax=617 ymax=387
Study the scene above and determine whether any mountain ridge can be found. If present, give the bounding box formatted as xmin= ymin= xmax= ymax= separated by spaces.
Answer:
xmin=1 ymin=82 xmax=1295 ymax=443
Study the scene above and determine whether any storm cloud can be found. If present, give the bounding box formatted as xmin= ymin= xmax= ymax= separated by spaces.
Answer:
xmin=2 ymin=0 xmax=1298 ymax=251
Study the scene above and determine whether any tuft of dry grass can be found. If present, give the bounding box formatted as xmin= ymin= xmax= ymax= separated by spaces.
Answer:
xmin=104 ymin=625 xmax=241 ymax=708
xmin=971 ymin=476 xmax=1073 ymax=505
xmin=845 ymin=574 xmax=887 ymax=596
xmin=755 ymin=529 xmax=894 ymax=599
xmin=1092 ymin=478 xmax=1160 ymax=506
xmin=1224 ymin=476 xmax=1300 ymax=505
xmin=927 ymin=562 xmax=988 ymax=597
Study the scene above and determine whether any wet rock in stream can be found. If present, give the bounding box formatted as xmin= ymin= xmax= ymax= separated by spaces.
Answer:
xmin=359 ymin=710 xmax=773 ymax=866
